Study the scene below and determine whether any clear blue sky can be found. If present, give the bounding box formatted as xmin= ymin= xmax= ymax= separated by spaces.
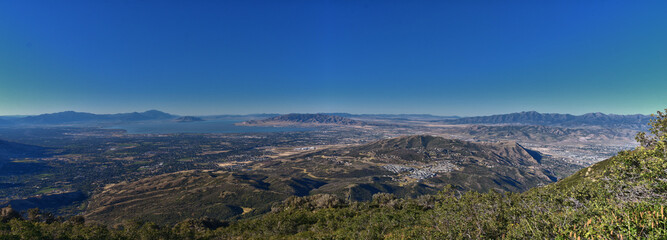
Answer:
xmin=1 ymin=1 xmax=666 ymax=116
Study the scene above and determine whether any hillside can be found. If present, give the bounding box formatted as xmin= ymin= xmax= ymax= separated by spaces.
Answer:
xmin=0 ymin=140 xmax=51 ymax=187
xmin=238 ymin=113 xmax=362 ymax=126
xmin=84 ymin=171 xmax=326 ymax=225
xmin=0 ymin=139 xmax=48 ymax=160
xmin=447 ymin=111 xmax=651 ymax=129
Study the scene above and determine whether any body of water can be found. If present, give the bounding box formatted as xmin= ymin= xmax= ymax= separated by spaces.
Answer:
xmin=106 ymin=119 xmax=311 ymax=134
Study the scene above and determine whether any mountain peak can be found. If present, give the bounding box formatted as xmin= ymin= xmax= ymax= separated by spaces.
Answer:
xmin=348 ymin=135 xmax=542 ymax=166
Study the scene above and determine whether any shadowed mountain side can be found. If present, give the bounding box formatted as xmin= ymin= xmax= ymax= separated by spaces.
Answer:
xmin=0 ymin=139 xmax=49 ymax=160
xmin=0 ymin=139 xmax=52 ymax=176
xmin=0 ymin=191 xmax=86 ymax=213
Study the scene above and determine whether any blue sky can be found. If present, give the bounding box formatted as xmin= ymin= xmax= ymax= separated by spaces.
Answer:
xmin=1 ymin=1 xmax=666 ymax=116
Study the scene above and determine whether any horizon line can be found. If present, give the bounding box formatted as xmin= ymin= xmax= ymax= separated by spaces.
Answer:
xmin=0 ymin=109 xmax=655 ymax=118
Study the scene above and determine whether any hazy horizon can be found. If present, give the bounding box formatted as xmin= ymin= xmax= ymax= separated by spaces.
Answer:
xmin=0 ymin=109 xmax=656 ymax=118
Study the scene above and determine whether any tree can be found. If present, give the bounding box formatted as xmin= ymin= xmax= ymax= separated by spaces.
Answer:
xmin=26 ymin=208 xmax=55 ymax=223
xmin=67 ymin=215 xmax=85 ymax=224
xmin=636 ymin=108 xmax=667 ymax=148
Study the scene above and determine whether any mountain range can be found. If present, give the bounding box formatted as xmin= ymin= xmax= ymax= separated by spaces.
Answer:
xmin=7 ymin=110 xmax=176 ymax=125
xmin=239 ymin=111 xmax=651 ymax=129
xmin=445 ymin=111 xmax=651 ymax=129
xmin=0 ymin=110 xmax=653 ymax=129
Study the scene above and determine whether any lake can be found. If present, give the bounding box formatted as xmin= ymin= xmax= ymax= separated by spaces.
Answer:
xmin=106 ymin=119 xmax=312 ymax=134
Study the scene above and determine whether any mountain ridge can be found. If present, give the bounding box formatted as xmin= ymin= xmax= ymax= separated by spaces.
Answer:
xmin=445 ymin=111 xmax=650 ymax=129
xmin=15 ymin=110 xmax=176 ymax=125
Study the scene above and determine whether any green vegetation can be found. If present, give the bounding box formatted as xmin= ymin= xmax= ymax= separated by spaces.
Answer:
xmin=2 ymin=110 xmax=667 ymax=239
xmin=34 ymin=187 xmax=59 ymax=195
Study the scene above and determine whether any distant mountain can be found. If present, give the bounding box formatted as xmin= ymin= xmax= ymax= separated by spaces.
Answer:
xmin=456 ymin=125 xmax=636 ymax=145
xmin=16 ymin=110 xmax=176 ymax=125
xmin=114 ymin=110 xmax=175 ymax=121
xmin=174 ymin=116 xmax=205 ymax=122
xmin=446 ymin=111 xmax=650 ymax=129
xmin=239 ymin=113 xmax=362 ymax=126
